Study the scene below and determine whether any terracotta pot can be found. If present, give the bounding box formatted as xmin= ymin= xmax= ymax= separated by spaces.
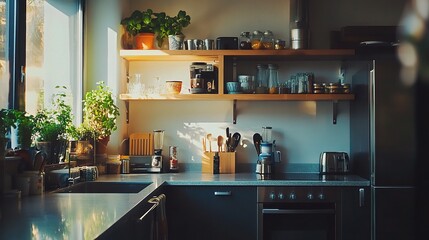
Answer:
xmin=96 ymin=136 xmax=110 ymax=155
xmin=135 ymin=33 xmax=155 ymax=50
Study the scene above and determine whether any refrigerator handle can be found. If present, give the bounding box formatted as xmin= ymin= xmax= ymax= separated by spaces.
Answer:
xmin=370 ymin=63 xmax=376 ymax=184
xmin=359 ymin=188 xmax=365 ymax=207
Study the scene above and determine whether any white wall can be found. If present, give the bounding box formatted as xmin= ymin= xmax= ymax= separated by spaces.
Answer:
xmin=85 ymin=0 xmax=405 ymax=172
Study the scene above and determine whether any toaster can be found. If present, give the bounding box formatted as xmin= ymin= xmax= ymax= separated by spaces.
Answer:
xmin=319 ymin=152 xmax=350 ymax=174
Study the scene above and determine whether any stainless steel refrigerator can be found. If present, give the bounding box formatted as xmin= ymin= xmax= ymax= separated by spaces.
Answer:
xmin=350 ymin=53 xmax=416 ymax=240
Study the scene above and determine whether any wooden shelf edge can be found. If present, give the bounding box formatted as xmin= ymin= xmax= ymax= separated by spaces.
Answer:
xmin=119 ymin=93 xmax=355 ymax=101
xmin=119 ymin=49 xmax=355 ymax=61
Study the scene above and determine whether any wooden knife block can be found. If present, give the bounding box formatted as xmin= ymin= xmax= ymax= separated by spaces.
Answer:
xmin=202 ymin=152 xmax=235 ymax=174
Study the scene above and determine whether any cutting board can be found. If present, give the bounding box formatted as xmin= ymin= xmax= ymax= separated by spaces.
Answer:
xmin=129 ymin=133 xmax=153 ymax=156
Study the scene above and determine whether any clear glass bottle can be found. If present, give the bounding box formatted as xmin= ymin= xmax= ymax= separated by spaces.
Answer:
xmin=239 ymin=31 xmax=252 ymax=50
xmin=255 ymin=64 xmax=268 ymax=93
xmin=268 ymin=64 xmax=279 ymax=94
xmin=297 ymin=73 xmax=307 ymax=93
xmin=262 ymin=30 xmax=274 ymax=50
xmin=251 ymin=30 xmax=263 ymax=50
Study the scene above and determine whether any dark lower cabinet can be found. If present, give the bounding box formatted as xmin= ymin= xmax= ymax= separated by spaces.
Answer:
xmin=341 ymin=187 xmax=371 ymax=240
xmin=165 ymin=186 xmax=257 ymax=240
xmin=98 ymin=187 xmax=166 ymax=240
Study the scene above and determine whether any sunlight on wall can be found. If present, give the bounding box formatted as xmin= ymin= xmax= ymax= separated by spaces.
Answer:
xmin=107 ymin=27 xmax=118 ymax=93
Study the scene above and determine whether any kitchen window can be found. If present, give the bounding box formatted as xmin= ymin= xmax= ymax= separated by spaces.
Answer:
xmin=25 ymin=0 xmax=83 ymax=122
xmin=1 ymin=0 xmax=83 ymax=125
xmin=0 ymin=0 xmax=10 ymax=109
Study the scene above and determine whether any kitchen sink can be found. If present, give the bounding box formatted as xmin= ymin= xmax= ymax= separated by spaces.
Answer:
xmin=53 ymin=181 xmax=151 ymax=193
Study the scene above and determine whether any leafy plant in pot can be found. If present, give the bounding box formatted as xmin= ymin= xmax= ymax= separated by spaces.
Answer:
xmin=82 ymin=81 xmax=120 ymax=157
xmin=0 ymin=108 xmax=18 ymax=153
xmin=34 ymin=86 xmax=74 ymax=164
xmin=156 ymin=10 xmax=191 ymax=50
xmin=121 ymin=9 xmax=158 ymax=50
xmin=14 ymin=111 xmax=36 ymax=150
xmin=69 ymin=123 xmax=95 ymax=164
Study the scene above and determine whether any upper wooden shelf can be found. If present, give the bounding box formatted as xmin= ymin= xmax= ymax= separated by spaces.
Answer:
xmin=119 ymin=49 xmax=355 ymax=61
xmin=119 ymin=93 xmax=355 ymax=101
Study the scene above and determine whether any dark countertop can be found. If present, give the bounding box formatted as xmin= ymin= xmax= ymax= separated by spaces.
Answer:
xmin=0 ymin=172 xmax=369 ymax=239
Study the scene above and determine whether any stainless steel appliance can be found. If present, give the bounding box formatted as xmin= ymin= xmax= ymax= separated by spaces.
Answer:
xmin=151 ymin=130 xmax=164 ymax=172
xmin=129 ymin=131 xmax=164 ymax=173
xmin=350 ymin=52 xmax=416 ymax=239
xmin=319 ymin=152 xmax=350 ymax=174
xmin=189 ymin=62 xmax=218 ymax=94
xmin=255 ymin=127 xmax=281 ymax=179
xmin=257 ymin=185 xmax=341 ymax=240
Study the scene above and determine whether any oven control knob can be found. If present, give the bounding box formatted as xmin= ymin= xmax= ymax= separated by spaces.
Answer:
xmin=269 ymin=192 xmax=276 ymax=200
xmin=307 ymin=193 xmax=314 ymax=200
xmin=289 ymin=192 xmax=296 ymax=200
xmin=318 ymin=193 xmax=325 ymax=200
xmin=278 ymin=193 xmax=285 ymax=200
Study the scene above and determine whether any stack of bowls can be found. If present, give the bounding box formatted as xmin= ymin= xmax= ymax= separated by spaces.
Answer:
xmin=238 ymin=75 xmax=255 ymax=93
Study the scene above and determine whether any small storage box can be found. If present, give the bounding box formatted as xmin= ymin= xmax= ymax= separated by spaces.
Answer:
xmin=202 ymin=152 xmax=236 ymax=174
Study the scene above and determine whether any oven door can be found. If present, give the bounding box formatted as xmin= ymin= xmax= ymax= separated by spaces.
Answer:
xmin=258 ymin=202 xmax=337 ymax=240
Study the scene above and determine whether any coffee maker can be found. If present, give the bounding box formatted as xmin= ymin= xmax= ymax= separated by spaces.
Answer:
xmin=151 ymin=130 xmax=164 ymax=172
xmin=189 ymin=62 xmax=218 ymax=94
xmin=256 ymin=127 xmax=281 ymax=179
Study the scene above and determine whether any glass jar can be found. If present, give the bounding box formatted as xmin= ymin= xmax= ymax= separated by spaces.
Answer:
xmin=268 ymin=64 xmax=279 ymax=94
xmin=255 ymin=64 xmax=268 ymax=93
xmin=262 ymin=30 xmax=274 ymax=50
xmin=239 ymin=31 xmax=252 ymax=50
xmin=251 ymin=30 xmax=263 ymax=50
xmin=274 ymin=39 xmax=286 ymax=50
xmin=169 ymin=146 xmax=179 ymax=172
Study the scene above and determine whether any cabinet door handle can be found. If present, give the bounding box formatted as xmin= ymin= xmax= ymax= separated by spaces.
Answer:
xmin=214 ymin=191 xmax=232 ymax=196
xmin=359 ymin=188 xmax=365 ymax=207
xmin=138 ymin=194 xmax=165 ymax=221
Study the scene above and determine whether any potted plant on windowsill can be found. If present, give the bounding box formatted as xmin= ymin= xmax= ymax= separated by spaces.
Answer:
xmin=15 ymin=111 xmax=36 ymax=150
xmin=34 ymin=86 xmax=74 ymax=164
xmin=121 ymin=9 xmax=158 ymax=50
xmin=156 ymin=10 xmax=191 ymax=50
xmin=81 ymin=81 xmax=119 ymax=156
xmin=0 ymin=109 xmax=18 ymax=153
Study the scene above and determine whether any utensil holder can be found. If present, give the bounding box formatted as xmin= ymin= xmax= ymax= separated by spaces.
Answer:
xmin=202 ymin=151 xmax=236 ymax=174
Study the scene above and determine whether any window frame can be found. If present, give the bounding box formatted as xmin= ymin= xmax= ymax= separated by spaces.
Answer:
xmin=7 ymin=0 xmax=84 ymax=118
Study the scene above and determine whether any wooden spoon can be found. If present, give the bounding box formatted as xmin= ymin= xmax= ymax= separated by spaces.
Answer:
xmin=206 ymin=134 xmax=212 ymax=152
xmin=217 ymin=135 xmax=224 ymax=152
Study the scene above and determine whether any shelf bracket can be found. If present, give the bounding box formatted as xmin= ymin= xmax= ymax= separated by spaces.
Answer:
xmin=125 ymin=101 xmax=130 ymax=124
xmin=233 ymin=100 xmax=237 ymax=124
xmin=333 ymin=100 xmax=338 ymax=125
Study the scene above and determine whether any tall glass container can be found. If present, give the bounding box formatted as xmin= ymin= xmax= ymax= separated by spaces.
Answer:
xmin=255 ymin=64 xmax=268 ymax=93
xmin=153 ymin=130 xmax=165 ymax=155
xmin=268 ymin=64 xmax=279 ymax=94
xmin=262 ymin=126 xmax=273 ymax=143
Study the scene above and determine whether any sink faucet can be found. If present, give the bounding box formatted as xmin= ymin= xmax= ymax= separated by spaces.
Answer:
xmin=67 ymin=175 xmax=80 ymax=186
xmin=67 ymin=142 xmax=80 ymax=186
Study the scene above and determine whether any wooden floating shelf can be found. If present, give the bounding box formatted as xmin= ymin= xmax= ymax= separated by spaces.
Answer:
xmin=120 ymin=49 xmax=355 ymax=61
xmin=119 ymin=93 xmax=355 ymax=101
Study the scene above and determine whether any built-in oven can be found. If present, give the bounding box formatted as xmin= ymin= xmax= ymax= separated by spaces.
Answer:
xmin=257 ymin=186 xmax=342 ymax=240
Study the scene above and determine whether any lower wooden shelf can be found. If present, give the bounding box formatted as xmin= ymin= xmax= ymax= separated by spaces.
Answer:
xmin=120 ymin=93 xmax=354 ymax=125
xmin=119 ymin=93 xmax=355 ymax=101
